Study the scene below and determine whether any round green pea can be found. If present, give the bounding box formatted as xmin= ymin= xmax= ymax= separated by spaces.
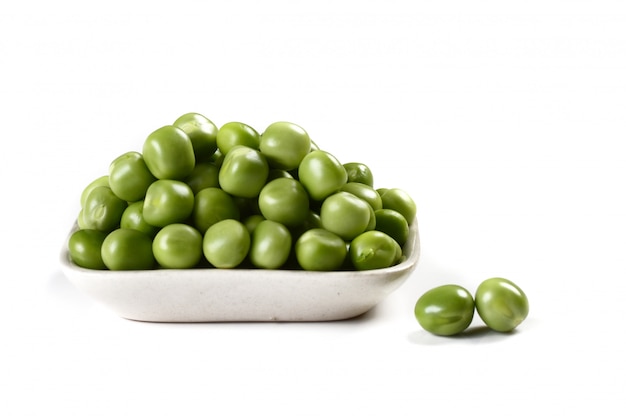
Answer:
xmin=320 ymin=191 xmax=371 ymax=241
xmin=108 ymin=151 xmax=156 ymax=202
xmin=80 ymin=175 xmax=109 ymax=207
xmin=298 ymin=150 xmax=347 ymax=201
xmin=475 ymin=277 xmax=529 ymax=332
xmin=81 ymin=186 xmax=127 ymax=232
xmin=295 ymin=228 xmax=347 ymax=271
xmin=68 ymin=229 xmax=108 ymax=270
xmin=184 ymin=162 xmax=220 ymax=194
xmin=258 ymin=177 xmax=309 ymax=227
xmin=349 ymin=230 xmax=401 ymax=271
xmin=218 ymin=145 xmax=269 ymax=198
xmin=143 ymin=125 xmax=196 ymax=180
xmin=249 ymin=220 xmax=292 ymax=269
xmin=343 ymin=162 xmax=374 ymax=187
xmin=259 ymin=121 xmax=311 ymax=170
xmin=216 ymin=121 xmax=260 ymax=154
xmin=153 ymin=223 xmax=203 ymax=269
xmin=143 ymin=179 xmax=194 ymax=227
xmin=340 ymin=182 xmax=382 ymax=211
xmin=173 ymin=112 xmax=218 ymax=162
xmin=374 ymin=208 xmax=409 ymax=247
xmin=203 ymin=219 xmax=250 ymax=269
xmin=414 ymin=285 xmax=475 ymax=336
xmin=380 ymin=188 xmax=417 ymax=225
xmin=120 ymin=201 xmax=159 ymax=238
xmin=192 ymin=187 xmax=240 ymax=234
xmin=101 ymin=228 xmax=155 ymax=270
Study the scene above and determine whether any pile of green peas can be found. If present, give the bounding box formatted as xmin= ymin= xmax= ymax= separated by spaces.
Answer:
xmin=414 ymin=277 xmax=530 ymax=335
xmin=68 ymin=113 xmax=417 ymax=272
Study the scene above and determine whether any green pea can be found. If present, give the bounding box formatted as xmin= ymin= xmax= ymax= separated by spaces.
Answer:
xmin=380 ymin=188 xmax=416 ymax=225
xmin=320 ymin=191 xmax=371 ymax=241
xmin=80 ymin=175 xmax=109 ymax=207
xmin=340 ymin=182 xmax=383 ymax=211
xmin=203 ymin=219 xmax=250 ymax=269
xmin=475 ymin=278 xmax=529 ymax=332
xmin=218 ymin=145 xmax=269 ymax=198
xmin=184 ymin=162 xmax=220 ymax=194
xmin=414 ymin=284 xmax=475 ymax=336
xmin=108 ymin=151 xmax=156 ymax=202
xmin=153 ymin=223 xmax=203 ymax=269
xmin=216 ymin=121 xmax=260 ymax=154
xmin=349 ymin=230 xmax=400 ymax=271
xmin=295 ymin=228 xmax=347 ymax=271
xmin=258 ymin=177 xmax=310 ymax=227
xmin=81 ymin=186 xmax=127 ymax=232
xmin=298 ymin=150 xmax=347 ymax=201
xmin=249 ymin=220 xmax=292 ymax=269
xmin=343 ymin=162 xmax=374 ymax=187
xmin=259 ymin=121 xmax=311 ymax=170
xmin=192 ymin=187 xmax=240 ymax=234
xmin=142 ymin=125 xmax=196 ymax=180
xmin=143 ymin=179 xmax=194 ymax=227
xmin=374 ymin=208 xmax=409 ymax=247
xmin=173 ymin=112 xmax=218 ymax=162
xmin=101 ymin=228 xmax=155 ymax=270
xmin=68 ymin=229 xmax=108 ymax=270
xmin=120 ymin=201 xmax=159 ymax=238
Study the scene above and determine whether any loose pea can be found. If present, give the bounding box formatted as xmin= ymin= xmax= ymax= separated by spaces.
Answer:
xmin=414 ymin=285 xmax=475 ymax=336
xmin=475 ymin=278 xmax=529 ymax=332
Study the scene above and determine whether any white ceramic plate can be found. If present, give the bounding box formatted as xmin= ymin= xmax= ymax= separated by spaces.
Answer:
xmin=60 ymin=220 xmax=420 ymax=322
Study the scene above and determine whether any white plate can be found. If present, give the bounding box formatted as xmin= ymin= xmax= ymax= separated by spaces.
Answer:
xmin=60 ymin=220 xmax=420 ymax=322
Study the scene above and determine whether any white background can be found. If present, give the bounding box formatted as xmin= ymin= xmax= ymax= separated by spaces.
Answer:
xmin=1 ymin=0 xmax=625 ymax=415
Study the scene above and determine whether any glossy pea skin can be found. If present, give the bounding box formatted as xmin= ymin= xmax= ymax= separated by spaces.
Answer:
xmin=101 ymin=228 xmax=155 ymax=270
xmin=120 ymin=201 xmax=159 ymax=238
xmin=216 ymin=122 xmax=260 ymax=154
xmin=340 ymin=182 xmax=383 ymax=211
xmin=343 ymin=162 xmax=374 ymax=187
xmin=259 ymin=121 xmax=311 ymax=170
xmin=414 ymin=285 xmax=475 ymax=336
xmin=80 ymin=175 xmax=109 ymax=207
xmin=68 ymin=229 xmax=108 ymax=269
xmin=374 ymin=208 xmax=409 ymax=247
xmin=218 ymin=145 xmax=269 ymax=198
xmin=298 ymin=150 xmax=347 ymax=201
xmin=320 ymin=191 xmax=371 ymax=241
xmin=173 ymin=112 xmax=218 ymax=162
xmin=249 ymin=220 xmax=292 ymax=269
xmin=184 ymin=162 xmax=220 ymax=194
xmin=258 ymin=177 xmax=309 ymax=227
xmin=81 ymin=186 xmax=127 ymax=232
xmin=108 ymin=151 xmax=156 ymax=202
xmin=380 ymin=188 xmax=417 ymax=225
xmin=153 ymin=223 xmax=203 ymax=269
xmin=192 ymin=187 xmax=240 ymax=234
xmin=203 ymin=219 xmax=250 ymax=269
xmin=475 ymin=277 xmax=529 ymax=332
xmin=295 ymin=228 xmax=347 ymax=271
xmin=143 ymin=125 xmax=196 ymax=180
xmin=143 ymin=180 xmax=194 ymax=227
xmin=349 ymin=230 xmax=401 ymax=271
